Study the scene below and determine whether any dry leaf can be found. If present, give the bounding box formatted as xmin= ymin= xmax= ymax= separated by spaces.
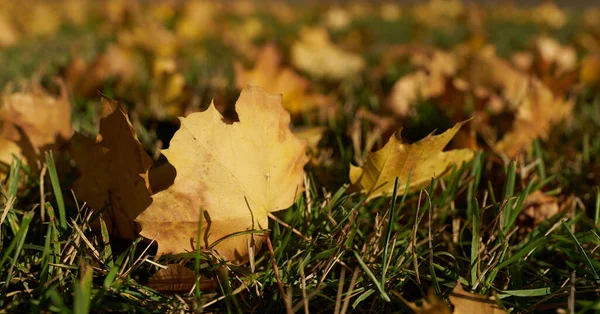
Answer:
xmin=349 ymin=121 xmax=474 ymax=199
xmin=0 ymin=82 xmax=72 ymax=170
xmin=401 ymin=288 xmax=452 ymax=314
xmin=402 ymin=283 xmax=505 ymax=314
xmin=118 ymin=18 xmax=178 ymax=57
xmin=70 ymin=98 xmax=152 ymax=240
xmin=580 ymin=54 xmax=600 ymax=88
xmin=388 ymin=71 xmax=446 ymax=117
xmin=324 ymin=7 xmax=351 ymax=30
xmin=135 ymin=86 xmax=308 ymax=261
xmin=469 ymin=48 xmax=573 ymax=157
xmin=148 ymin=57 xmax=187 ymax=118
xmin=293 ymin=126 xmax=327 ymax=153
xmin=291 ymin=27 xmax=365 ymax=80
xmin=521 ymin=190 xmax=560 ymax=227
xmin=380 ymin=3 xmax=402 ymax=22
xmin=385 ymin=47 xmax=457 ymax=117
xmin=494 ymin=78 xmax=573 ymax=158
xmin=532 ymin=2 xmax=567 ymax=29
xmin=234 ymin=45 xmax=318 ymax=115
xmin=535 ymin=36 xmax=577 ymax=75
xmin=175 ymin=1 xmax=218 ymax=40
xmin=413 ymin=0 xmax=464 ymax=28
xmin=147 ymin=264 xmax=216 ymax=293
xmin=0 ymin=13 xmax=18 ymax=47
xmin=66 ymin=44 xmax=140 ymax=97
xmin=16 ymin=2 xmax=61 ymax=37
xmin=511 ymin=51 xmax=534 ymax=72
xmin=450 ymin=283 xmax=506 ymax=314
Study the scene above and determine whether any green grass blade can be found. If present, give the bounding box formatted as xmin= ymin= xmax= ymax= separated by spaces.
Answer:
xmin=353 ymin=250 xmax=390 ymax=302
xmin=74 ymin=264 xmax=94 ymax=314
xmin=45 ymin=151 xmax=67 ymax=233
xmin=561 ymin=221 xmax=600 ymax=282
xmin=497 ymin=287 xmax=552 ymax=299
xmin=8 ymin=157 xmax=21 ymax=197
xmin=0 ymin=210 xmax=34 ymax=307
xmin=470 ymin=198 xmax=480 ymax=286
xmin=594 ymin=187 xmax=600 ymax=226
xmin=502 ymin=161 xmax=517 ymax=234
xmin=496 ymin=237 xmax=546 ymax=269
xmin=381 ymin=176 xmax=400 ymax=285
xmin=195 ymin=207 xmax=204 ymax=300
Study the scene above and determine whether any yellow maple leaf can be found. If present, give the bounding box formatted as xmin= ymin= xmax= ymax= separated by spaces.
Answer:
xmin=402 ymin=283 xmax=506 ymax=314
xmin=291 ymin=27 xmax=365 ymax=80
xmin=70 ymin=98 xmax=153 ymax=240
xmin=135 ymin=86 xmax=308 ymax=261
xmin=234 ymin=44 xmax=317 ymax=115
xmin=349 ymin=121 xmax=474 ymax=199
xmin=450 ymin=283 xmax=506 ymax=314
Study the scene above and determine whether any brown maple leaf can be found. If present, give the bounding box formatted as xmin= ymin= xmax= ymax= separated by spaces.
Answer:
xmin=70 ymin=97 xmax=152 ymax=240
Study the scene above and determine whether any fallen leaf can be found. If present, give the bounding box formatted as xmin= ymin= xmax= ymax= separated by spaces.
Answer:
xmin=511 ymin=51 xmax=534 ymax=72
xmin=532 ymin=2 xmax=567 ymax=29
xmin=469 ymin=48 xmax=573 ymax=157
xmin=401 ymin=283 xmax=505 ymax=314
xmin=135 ymin=86 xmax=308 ymax=261
xmin=388 ymin=70 xmax=446 ymax=117
xmin=469 ymin=47 xmax=529 ymax=109
xmin=148 ymin=56 xmax=187 ymax=119
xmin=413 ymin=0 xmax=464 ymax=28
xmin=324 ymin=6 xmax=351 ymax=30
xmin=385 ymin=47 xmax=457 ymax=117
xmin=70 ymin=98 xmax=152 ymax=240
xmin=0 ymin=13 xmax=18 ymax=47
xmin=494 ymin=79 xmax=573 ymax=158
xmin=580 ymin=54 xmax=600 ymax=88
xmin=535 ymin=36 xmax=577 ymax=75
xmin=380 ymin=3 xmax=402 ymax=21
xmin=520 ymin=190 xmax=561 ymax=227
xmin=65 ymin=44 xmax=140 ymax=97
xmin=175 ymin=1 xmax=218 ymax=40
xmin=16 ymin=2 xmax=61 ymax=37
xmin=291 ymin=27 xmax=365 ymax=80
xmin=0 ymin=82 xmax=72 ymax=170
xmin=234 ymin=45 xmax=318 ymax=115
xmin=450 ymin=283 xmax=506 ymax=314
xmin=399 ymin=288 xmax=452 ymax=314
xmin=61 ymin=0 xmax=89 ymax=26
xmin=349 ymin=121 xmax=474 ymax=199
xmin=293 ymin=126 xmax=327 ymax=153
xmin=118 ymin=17 xmax=179 ymax=57
xmin=147 ymin=264 xmax=216 ymax=293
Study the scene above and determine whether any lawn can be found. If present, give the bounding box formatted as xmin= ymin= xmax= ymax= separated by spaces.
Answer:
xmin=1 ymin=1 xmax=600 ymax=313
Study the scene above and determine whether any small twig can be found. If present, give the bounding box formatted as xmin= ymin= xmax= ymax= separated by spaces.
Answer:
xmin=268 ymin=212 xmax=311 ymax=241
xmin=71 ymin=219 xmax=102 ymax=263
xmin=299 ymin=258 xmax=309 ymax=314
xmin=265 ymin=236 xmax=287 ymax=305
xmin=340 ymin=267 xmax=359 ymax=314
xmin=334 ymin=267 xmax=346 ymax=314
xmin=285 ymin=286 xmax=294 ymax=314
